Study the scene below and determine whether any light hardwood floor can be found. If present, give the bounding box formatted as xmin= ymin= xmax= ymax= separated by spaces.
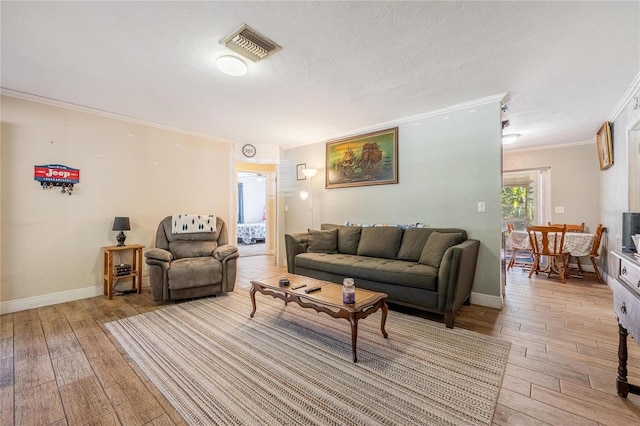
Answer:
xmin=1 ymin=255 xmax=639 ymax=425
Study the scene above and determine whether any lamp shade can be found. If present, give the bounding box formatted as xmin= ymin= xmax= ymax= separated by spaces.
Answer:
xmin=112 ymin=217 xmax=131 ymax=231
xmin=302 ymin=168 xmax=317 ymax=178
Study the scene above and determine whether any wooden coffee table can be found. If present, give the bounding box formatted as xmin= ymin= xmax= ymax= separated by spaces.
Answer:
xmin=250 ymin=274 xmax=388 ymax=362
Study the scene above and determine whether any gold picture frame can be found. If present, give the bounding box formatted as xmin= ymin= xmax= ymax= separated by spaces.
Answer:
xmin=326 ymin=127 xmax=398 ymax=189
xmin=596 ymin=122 xmax=613 ymax=170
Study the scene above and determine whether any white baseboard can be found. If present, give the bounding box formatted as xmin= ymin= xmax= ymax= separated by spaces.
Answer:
xmin=2 ymin=277 xmax=148 ymax=314
xmin=470 ymin=291 xmax=503 ymax=309
xmin=1 ymin=285 xmax=104 ymax=315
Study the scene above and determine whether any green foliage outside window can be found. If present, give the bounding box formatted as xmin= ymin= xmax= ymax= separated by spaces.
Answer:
xmin=502 ymin=186 xmax=534 ymax=228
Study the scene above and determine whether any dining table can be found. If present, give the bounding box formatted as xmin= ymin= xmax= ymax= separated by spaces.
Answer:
xmin=508 ymin=230 xmax=595 ymax=257
xmin=508 ymin=230 xmax=596 ymax=279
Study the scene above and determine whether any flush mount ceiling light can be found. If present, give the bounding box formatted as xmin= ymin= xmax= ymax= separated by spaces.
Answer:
xmin=502 ymin=134 xmax=520 ymax=145
xmin=216 ymin=55 xmax=247 ymax=76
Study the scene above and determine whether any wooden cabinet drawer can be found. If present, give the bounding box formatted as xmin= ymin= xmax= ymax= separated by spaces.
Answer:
xmin=613 ymin=278 xmax=640 ymax=341
xmin=620 ymin=258 xmax=640 ymax=290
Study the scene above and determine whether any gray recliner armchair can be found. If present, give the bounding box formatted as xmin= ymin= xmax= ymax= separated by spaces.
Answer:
xmin=144 ymin=216 xmax=239 ymax=301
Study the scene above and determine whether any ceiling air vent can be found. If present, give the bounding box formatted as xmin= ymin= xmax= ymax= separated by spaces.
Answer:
xmin=220 ymin=24 xmax=281 ymax=62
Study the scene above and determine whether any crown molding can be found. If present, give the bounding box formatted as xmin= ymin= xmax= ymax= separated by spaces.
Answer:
xmin=283 ymin=93 xmax=508 ymax=149
xmin=608 ymin=70 xmax=640 ymax=122
xmin=503 ymin=139 xmax=593 ymax=154
xmin=0 ymin=88 xmax=235 ymax=144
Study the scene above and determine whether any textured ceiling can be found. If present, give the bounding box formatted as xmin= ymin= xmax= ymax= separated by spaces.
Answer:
xmin=1 ymin=1 xmax=638 ymax=150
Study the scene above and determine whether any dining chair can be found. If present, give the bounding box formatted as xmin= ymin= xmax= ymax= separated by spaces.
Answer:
xmin=575 ymin=224 xmax=606 ymax=283
xmin=506 ymin=222 xmax=533 ymax=270
xmin=548 ymin=222 xmax=585 ymax=232
xmin=526 ymin=225 xmax=570 ymax=282
xmin=549 ymin=222 xmax=585 ymax=272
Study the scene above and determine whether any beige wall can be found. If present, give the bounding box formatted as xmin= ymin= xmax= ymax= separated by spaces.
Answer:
xmin=503 ymin=143 xmax=601 ymax=232
xmin=1 ymin=96 xmax=232 ymax=311
xmin=2 ymin=86 xmax=636 ymax=314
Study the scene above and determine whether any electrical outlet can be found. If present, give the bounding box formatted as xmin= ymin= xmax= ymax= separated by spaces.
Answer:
xmin=477 ymin=201 xmax=486 ymax=212
xmin=555 ymin=206 xmax=565 ymax=214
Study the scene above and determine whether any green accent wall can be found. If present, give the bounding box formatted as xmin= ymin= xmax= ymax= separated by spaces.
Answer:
xmin=283 ymin=100 xmax=503 ymax=300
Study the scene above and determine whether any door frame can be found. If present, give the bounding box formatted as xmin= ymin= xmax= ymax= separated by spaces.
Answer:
xmin=234 ymin=162 xmax=278 ymax=258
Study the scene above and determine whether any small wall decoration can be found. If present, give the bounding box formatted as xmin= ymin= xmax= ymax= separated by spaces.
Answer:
xmin=596 ymin=122 xmax=613 ymax=170
xmin=242 ymin=144 xmax=256 ymax=158
xmin=34 ymin=164 xmax=80 ymax=195
xmin=326 ymin=127 xmax=398 ymax=189
xmin=296 ymin=163 xmax=307 ymax=180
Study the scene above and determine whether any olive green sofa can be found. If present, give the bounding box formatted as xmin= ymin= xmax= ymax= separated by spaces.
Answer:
xmin=285 ymin=224 xmax=480 ymax=328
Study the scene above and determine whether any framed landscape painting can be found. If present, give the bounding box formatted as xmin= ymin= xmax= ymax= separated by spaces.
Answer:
xmin=596 ymin=122 xmax=613 ymax=170
xmin=326 ymin=127 xmax=398 ymax=189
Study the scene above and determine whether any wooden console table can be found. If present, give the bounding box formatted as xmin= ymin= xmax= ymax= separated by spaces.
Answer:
xmin=611 ymin=250 xmax=640 ymax=397
xmin=102 ymin=244 xmax=144 ymax=300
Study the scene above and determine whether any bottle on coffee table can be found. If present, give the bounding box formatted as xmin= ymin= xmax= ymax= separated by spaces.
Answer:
xmin=342 ymin=278 xmax=355 ymax=304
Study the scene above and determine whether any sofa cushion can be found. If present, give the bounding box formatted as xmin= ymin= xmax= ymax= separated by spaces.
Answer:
xmin=307 ymin=228 xmax=338 ymax=253
xmin=168 ymin=257 xmax=222 ymax=290
xmin=319 ymin=224 xmax=362 ymax=254
xmin=338 ymin=226 xmax=361 ymax=254
xmin=357 ymin=227 xmax=403 ymax=259
xmin=169 ymin=241 xmax=218 ymax=259
xmin=294 ymin=253 xmax=438 ymax=291
xmin=419 ymin=231 xmax=462 ymax=268
xmin=397 ymin=228 xmax=435 ymax=261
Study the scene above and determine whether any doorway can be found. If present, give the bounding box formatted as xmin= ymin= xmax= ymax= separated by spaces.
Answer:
xmin=502 ymin=168 xmax=551 ymax=279
xmin=629 ymin=127 xmax=640 ymax=211
xmin=237 ymin=172 xmax=267 ymax=256
xmin=235 ymin=163 xmax=277 ymax=259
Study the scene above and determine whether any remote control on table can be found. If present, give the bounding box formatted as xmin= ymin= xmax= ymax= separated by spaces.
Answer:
xmin=291 ymin=284 xmax=307 ymax=290
xmin=304 ymin=286 xmax=322 ymax=294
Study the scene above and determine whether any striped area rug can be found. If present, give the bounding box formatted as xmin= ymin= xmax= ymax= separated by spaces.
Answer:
xmin=106 ymin=291 xmax=510 ymax=425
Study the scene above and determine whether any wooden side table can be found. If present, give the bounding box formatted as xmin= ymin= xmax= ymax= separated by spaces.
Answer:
xmin=102 ymin=244 xmax=144 ymax=300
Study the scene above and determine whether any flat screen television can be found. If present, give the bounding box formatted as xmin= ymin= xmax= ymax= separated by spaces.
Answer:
xmin=622 ymin=212 xmax=640 ymax=252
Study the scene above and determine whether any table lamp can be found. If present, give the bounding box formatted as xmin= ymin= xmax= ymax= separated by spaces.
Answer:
xmin=112 ymin=217 xmax=130 ymax=246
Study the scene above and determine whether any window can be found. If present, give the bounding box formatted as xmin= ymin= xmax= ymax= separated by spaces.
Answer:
xmin=502 ymin=169 xmax=550 ymax=230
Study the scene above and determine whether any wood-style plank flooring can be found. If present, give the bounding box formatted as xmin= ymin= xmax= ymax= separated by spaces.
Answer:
xmin=1 ymin=255 xmax=639 ymax=425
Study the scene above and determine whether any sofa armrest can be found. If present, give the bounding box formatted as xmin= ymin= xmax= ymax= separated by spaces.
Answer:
xmin=213 ymin=244 xmax=239 ymax=261
xmin=215 ymin=244 xmax=238 ymax=292
xmin=144 ymin=248 xmax=173 ymax=263
xmin=285 ymin=232 xmax=309 ymax=273
xmin=437 ymin=239 xmax=480 ymax=314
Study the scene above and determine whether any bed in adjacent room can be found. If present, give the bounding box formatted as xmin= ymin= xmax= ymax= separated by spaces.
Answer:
xmin=237 ymin=222 xmax=266 ymax=244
